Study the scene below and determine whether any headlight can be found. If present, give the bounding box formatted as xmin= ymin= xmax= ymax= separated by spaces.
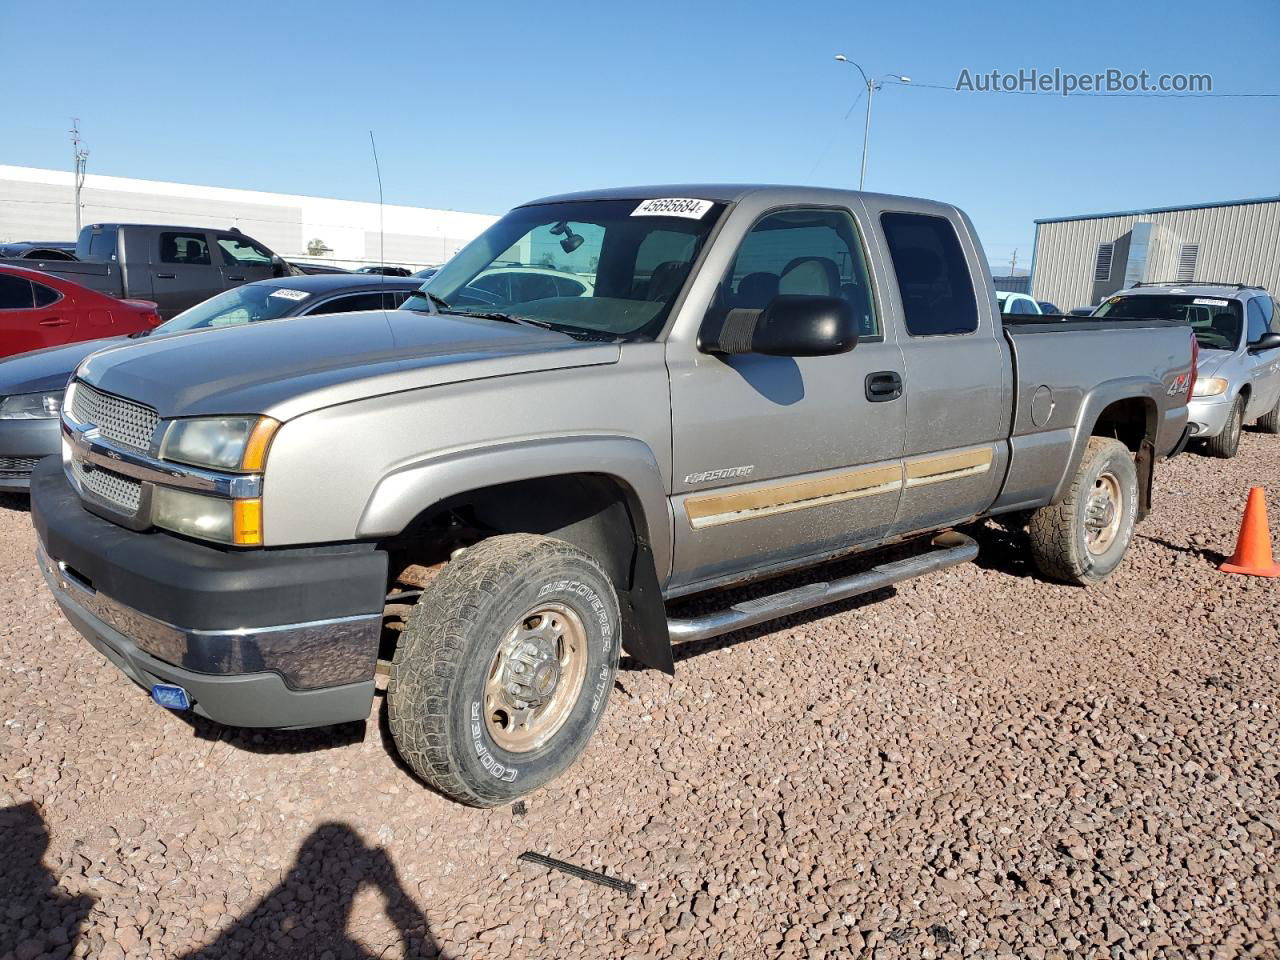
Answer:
xmin=152 ymin=487 xmax=263 ymax=545
xmin=1191 ymin=377 xmax=1229 ymax=398
xmin=0 ymin=390 xmax=64 ymax=419
xmin=160 ymin=416 xmax=279 ymax=471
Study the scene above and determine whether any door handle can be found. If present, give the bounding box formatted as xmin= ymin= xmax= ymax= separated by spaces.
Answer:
xmin=156 ymin=273 xmax=176 ymax=279
xmin=865 ymin=371 xmax=903 ymax=402
xmin=226 ymin=275 xmax=245 ymax=281
xmin=38 ymin=317 xmax=70 ymax=327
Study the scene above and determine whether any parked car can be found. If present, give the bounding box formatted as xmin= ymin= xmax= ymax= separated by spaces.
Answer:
xmin=452 ymin=264 xmax=595 ymax=306
xmin=290 ymin=262 xmax=352 ymax=275
xmin=1037 ymin=301 xmax=1062 ymax=315
xmin=1069 ymin=307 xmax=1096 ymax=317
xmin=0 ymin=273 xmax=420 ymax=492
xmin=411 ymin=266 xmax=439 ymax=280
xmin=355 ymin=265 xmax=413 ymax=277
xmin=995 ymin=291 xmax=1043 ymax=316
xmin=0 ymin=223 xmax=299 ymax=320
xmin=1093 ymin=282 xmax=1280 ymax=457
xmin=31 ymin=184 xmax=1194 ymax=806
xmin=0 ymin=241 xmax=78 ymax=261
xmin=0 ymin=264 xmax=161 ymax=359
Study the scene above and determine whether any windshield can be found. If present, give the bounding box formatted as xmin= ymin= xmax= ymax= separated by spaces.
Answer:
xmin=404 ymin=198 xmax=725 ymax=340
xmin=1093 ymin=294 xmax=1242 ymax=351
xmin=156 ymin=284 xmax=312 ymax=334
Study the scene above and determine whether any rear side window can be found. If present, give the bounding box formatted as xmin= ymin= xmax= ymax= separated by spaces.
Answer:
xmin=880 ymin=212 xmax=978 ymax=336
xmin=32 ymin=282 xmax=61 ymax=307
xmin=160 ymin=232 xmax=212 ymax=265
xmin=308 ymin=292 xmax=386 ymax=315
xmin=0 ymin=275 xmax=34 ymax=309
xmin=86 ymin=230 xmax=118 ymax=261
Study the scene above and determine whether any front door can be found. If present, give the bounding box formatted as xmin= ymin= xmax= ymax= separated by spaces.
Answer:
xmin=872 ymin=207 xmax=1008 ymax=536
xmin=152 ymin=230 xmax=221 ymax=319
xmin=1245 ymin=296 xmax=1280 ymax=418
xmin=216 ymin=233 xmax=279 ymax=291
xmin=668 ymin=205 xmax=906 ymax=593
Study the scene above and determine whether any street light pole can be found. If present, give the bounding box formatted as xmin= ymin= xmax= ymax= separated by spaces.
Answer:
xmin=834 ymin=56 xmax=910 ymax=191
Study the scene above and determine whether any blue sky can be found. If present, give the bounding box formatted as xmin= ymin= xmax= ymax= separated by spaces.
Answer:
xmin=3 ymin=0 xmax=1277 ymax=271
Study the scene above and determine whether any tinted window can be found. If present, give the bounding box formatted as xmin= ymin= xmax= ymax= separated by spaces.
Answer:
xmin=383 ymin=291 xmax=412 ymax=309
xmin=32 ymin=282 xmax=61 ymax=307
xmin=1246 ymin=298 xmax=1268 ymax=344
xmin=553 ymin=276 xmax=587 ymax=297
xmin=722 ymin=208 xmax=879 ymax=337
xmin=1273 ymin=299 xmax=1280 ymax=334
xmin=880 ymin=212 xmax=978 ymax=336
xmin=0 ymin=275 xmax=34 ymax=309
xmin=308 ymin=293 xmax=386 ymax=315
xmin=507 ymin=272 xmax=561 ymax=302
xmin=160 ymin=232 xmax=211 ymax=265
xmin=87 ymin=230 xmax=118 ymax=261
xmin=1094 ymin=294 xmax=1241 ymax=351
xmin=217 ymin=235 xmax=274 ymax=266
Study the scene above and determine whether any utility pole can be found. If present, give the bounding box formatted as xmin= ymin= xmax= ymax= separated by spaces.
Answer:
xmin=1009 ymin=248 xmax=1018 ymax=281
xmin=69 ymin=119 xmax=89 ymax=234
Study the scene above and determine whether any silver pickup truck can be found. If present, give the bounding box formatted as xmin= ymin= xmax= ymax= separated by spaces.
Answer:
xmin=30 ymin=185 xmax=1195 ymax=806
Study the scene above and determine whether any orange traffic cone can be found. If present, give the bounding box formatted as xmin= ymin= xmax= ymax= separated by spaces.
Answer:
xmin=1220 ymin=487 xmax=1280 ymax=577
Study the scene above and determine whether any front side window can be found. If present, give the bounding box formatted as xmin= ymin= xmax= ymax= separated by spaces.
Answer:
xmin=1094 ymin=294 xmax=1242 ymax=351
xmin=713 ymin=207 xmax=879 ymax=339
xmin=409 ymin=198 xmax=725 ymax=340
xmin=160 ymin=232 xmax=211 ymax=266
xmin=308 ymin=292 xmax=386 ymax=315
xmin=1246 ymin=298 xmax=1268 ymax=344
xmin=881 ymin=212 xmax=979 ymax=336
xmin=0 ymin=274 xmax=34 ymax=310
xmin=217 ymin=235 xmax=274 ymax=266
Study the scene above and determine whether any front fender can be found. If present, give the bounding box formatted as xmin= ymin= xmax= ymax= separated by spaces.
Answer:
xmin=356 ymin=434 xmax=673 ymax=581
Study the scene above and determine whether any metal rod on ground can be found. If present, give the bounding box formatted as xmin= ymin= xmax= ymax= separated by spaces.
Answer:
xmin=518 ymin=853 xmax=636 ymax=895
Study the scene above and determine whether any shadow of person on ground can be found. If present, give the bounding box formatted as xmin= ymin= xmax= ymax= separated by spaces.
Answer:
xmin=182 ymin=821 xmax=440 ymax=960
xmin=0 ymin=802 xmax=95 ymax=960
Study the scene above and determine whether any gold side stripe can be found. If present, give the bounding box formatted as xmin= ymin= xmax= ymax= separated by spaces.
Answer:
xmin=905 ymin=446 xmax=994 ymax=480
xmin=686 ymin=465 xmax=902 ymax=529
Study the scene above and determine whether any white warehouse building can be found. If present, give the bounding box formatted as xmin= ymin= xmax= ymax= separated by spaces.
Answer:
xmin=0 ymin=164 xmax=499 ymax=271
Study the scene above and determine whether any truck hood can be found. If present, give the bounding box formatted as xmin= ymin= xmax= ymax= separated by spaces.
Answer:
xmin=0 ymin=336 xmax=130 ymax=395
xmin=1193 ymin=348 xmax=1232 ymax=380
xmin=76 ymin=310 xmax=620 ymax=420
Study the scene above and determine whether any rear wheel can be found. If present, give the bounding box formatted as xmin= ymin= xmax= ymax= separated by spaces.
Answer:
xmin=1258 ymin=395 xmax=1280 ymax=435
xmin=388 ymin=534 xmax=621 ymax=807
xmin=1027 ymin=437 xmax=1138 ymax=585
xmin=1205 ymin=397 xmax=1244 ymax=458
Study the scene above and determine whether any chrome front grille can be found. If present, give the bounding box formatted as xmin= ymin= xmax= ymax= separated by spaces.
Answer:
xmin=70 ymin=382 xmax=159 ymax=452
xmin=72 ymin=457 xmax=142 ymax=513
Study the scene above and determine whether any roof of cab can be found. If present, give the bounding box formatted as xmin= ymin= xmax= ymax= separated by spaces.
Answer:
xmin=1115 ymin=283 xmax=1267 ymax=301
xmin=521 ymin=183 xmax=933 ymax=207
xmin=255 ymin=273 xmax=423 ymax=294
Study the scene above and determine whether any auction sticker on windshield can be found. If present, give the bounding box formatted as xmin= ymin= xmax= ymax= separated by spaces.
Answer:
xmin=631 ymin=198 xmax=714 ymax=219
xmin=268 ymin=289 xmax=309 ymax=301
xmin=1193 ymin=298 xmax=1229 ymax=306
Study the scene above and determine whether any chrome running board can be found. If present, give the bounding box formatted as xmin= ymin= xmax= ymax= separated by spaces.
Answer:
xmin=666 ymin=531 xmax=978 ymax=643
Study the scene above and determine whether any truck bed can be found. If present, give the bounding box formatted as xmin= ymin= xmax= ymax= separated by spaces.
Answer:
xmin=0 ymin=257 xmax=122 ymax=298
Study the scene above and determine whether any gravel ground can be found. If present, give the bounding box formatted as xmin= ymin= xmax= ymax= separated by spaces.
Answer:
xmin=2 ymin=433 xmax=1278 ymax=960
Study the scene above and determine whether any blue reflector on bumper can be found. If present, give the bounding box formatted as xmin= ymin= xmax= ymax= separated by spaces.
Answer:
xmin=151 ymin=684 xmax=191 ymax=711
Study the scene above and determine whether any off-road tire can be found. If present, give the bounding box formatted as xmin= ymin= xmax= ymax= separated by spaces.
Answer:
xmin=1205 ymin=397 xmax=1244 ymax=458
xmin=1027 ymin=437 xmax=1138 ymax=586
xmin=1257 ymin=395 xmax=1280 ymax=435
xmin=388 ymin=534 xmax=621 ymax=807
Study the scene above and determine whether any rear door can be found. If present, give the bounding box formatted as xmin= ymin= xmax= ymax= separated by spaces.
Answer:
xmin=215 ymin=233 xmax=279 ymax=290
xmin=870 ymin=205 xmax=1008 ymax=536
xmin=667 ymin=204 xmax=906 ymax=591
xmin=151 ymin=230 xmax=222 ymax=318
xmin=0 ymin=273 xmax=76 ymax=355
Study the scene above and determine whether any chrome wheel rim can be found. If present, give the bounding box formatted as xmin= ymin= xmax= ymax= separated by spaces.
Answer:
xmin=483 ymin=603 xmax=588 ymax=753
xmin=1084 ymin=472 xmax=1123 ymax=555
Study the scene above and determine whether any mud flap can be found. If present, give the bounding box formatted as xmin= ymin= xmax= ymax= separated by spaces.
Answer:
xmin=618 ymin=539 xmax=674 ymax=674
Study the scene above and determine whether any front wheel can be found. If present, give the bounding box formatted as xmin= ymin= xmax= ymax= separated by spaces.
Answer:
xmin=1027 ymin=437 xmax=1138 ymax=585
xmin=388 ymin=534 xmax=621 ymax=807
xmin=1205 ymin=397 xmax=1244 ymax=458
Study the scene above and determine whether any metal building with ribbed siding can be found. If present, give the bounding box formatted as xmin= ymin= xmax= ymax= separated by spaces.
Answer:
xmin=1030 ymin=196 xmax=1280 ymax=312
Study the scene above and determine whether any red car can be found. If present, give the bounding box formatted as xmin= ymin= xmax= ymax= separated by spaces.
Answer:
xmin=0 ymin=265 xmax=162 ymax=359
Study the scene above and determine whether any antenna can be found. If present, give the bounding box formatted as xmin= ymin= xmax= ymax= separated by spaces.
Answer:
xmin=69 ymin=119 xmax=89 ymax=234
xmin=369 ymin=130 xmax=385 ymax=292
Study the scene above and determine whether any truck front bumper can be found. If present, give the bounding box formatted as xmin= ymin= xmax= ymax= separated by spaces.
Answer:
xmin=30 ymin=458 xmax=388 ymax=729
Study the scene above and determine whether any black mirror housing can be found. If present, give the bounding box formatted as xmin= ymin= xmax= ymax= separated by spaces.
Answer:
xmin=701 ymin=295 xmax=858 ymax=357
xmin=1248 ymin=331 xmax=1280 ymax=353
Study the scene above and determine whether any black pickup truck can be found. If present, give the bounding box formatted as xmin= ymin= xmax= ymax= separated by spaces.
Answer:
xmin=0 ymin=223 xmax=299 ymax=319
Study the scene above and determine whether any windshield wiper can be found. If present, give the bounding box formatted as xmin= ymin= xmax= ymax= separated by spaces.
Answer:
xmin=442 ymin=310 xmax=620 ymax=342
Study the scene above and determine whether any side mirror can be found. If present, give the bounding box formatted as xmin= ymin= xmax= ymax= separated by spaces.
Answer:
xmin=1248 ymin=331 xmax=1280 ymax=353
xmin=700 ymin=295 xmax=858 ymax=357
